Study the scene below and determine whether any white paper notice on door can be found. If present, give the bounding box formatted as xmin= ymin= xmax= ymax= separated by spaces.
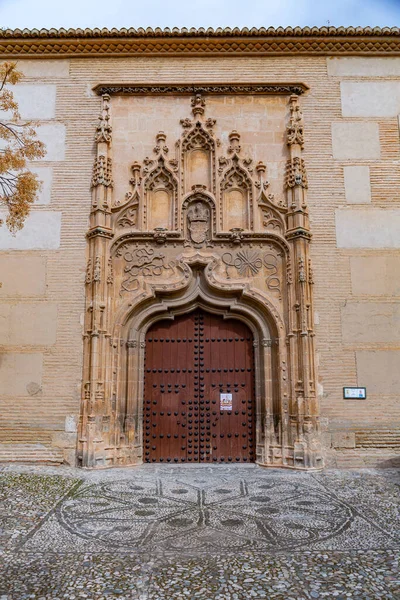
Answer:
xmin=220 ymin=393 xmax=233 ymax=410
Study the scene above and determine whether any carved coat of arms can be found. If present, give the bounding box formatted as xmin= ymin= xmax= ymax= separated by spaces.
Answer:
xmin=187 ymin=202 xmax=210 ymax=245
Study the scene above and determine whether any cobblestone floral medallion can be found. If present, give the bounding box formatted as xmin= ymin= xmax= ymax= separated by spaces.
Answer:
xmin=56 ymin=473 xmax=354 ymax=551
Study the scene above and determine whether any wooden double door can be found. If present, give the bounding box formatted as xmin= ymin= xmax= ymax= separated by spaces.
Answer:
xmin=143 ymin=309 xmax=255 ymax=463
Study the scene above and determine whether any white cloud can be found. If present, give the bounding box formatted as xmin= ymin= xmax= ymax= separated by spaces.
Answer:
xmin=0 ymin=0 xmax=398 ymax=29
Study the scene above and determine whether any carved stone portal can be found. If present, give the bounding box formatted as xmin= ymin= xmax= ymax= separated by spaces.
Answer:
xmin=79 ymin=91 xmax=323 ymax=470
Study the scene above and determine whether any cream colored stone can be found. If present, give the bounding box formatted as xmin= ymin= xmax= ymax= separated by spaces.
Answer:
xmin=29 ymin=166 xmax=53 ymax=205
xmin=327 ymin=56 xmax=400 ymax=77
xmin=10 ymin=85 xmax=57 ymax=120
xmin=65 ymin=415 xmax=78 ymax=433
xmin=336 ymin=209 xmax=400 ymax=248
xmin=0 ymin=352 xmax=43 ymax=396
xmin=356 ymin=350 xmax=400 ymax=394
xmin=0 ymin=256 xmax=46 ymax=297
xmin=342 ymin=302 xmax=400 ymax=343
xmin=331 ymin=432 xmax=356 ymax=449
xmin=34 ymin=123 xmax=66 ymax=161
xmin=341 ymin=82 xmax=400 ymax=117
xmin=350 ymin=256 xmax=400 ymax=296
xmin=17 ymin=59 xmax=70 ymax=78
xmin=332 ymin=122 xmax=380 ymax=160
xmin=0 ymin=211 xmax=62 ymax=250
xmin=343 ymin=166 xmax=371 ymax=204
xmin=0 ymin=302 xmax=57 ymax=345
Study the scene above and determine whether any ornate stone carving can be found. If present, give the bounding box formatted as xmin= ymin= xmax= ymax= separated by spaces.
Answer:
xmin=222 ymin=249 xmax=263 ymax=277
xmin=85 ymin=258 xmax=92 ymax=285
xmin=116 ymin=206 xmax=138 ymax=228
xmin=287 ymin=94 xmax=304 ymax=148
xmin=264 ymin=253 xmax=281 ymax=296
xmin=221 ymin=249 xmax=282 ymax=295
xmin=229 ymin=227 xmax=245 ymax=244
xmin=91 ymin=155 xmax=113 ymax=188
xmin=93 ymin=256 xmax=101 ymax=282
xmin=116 ymin=246 xmax=176 ymax=294
xmin=191 ymin=93 xmax=205 ymax=117
xmin=227 ymin=130 xmax=241 ymax=155
xmin=262 ymin=209 xmax=284 ymax=233
xmin=182 ymin=120 xmax=215 ymax=153
xmin=186 ymin=201 xmax=211 ymax=246
xmin=80 ymin=92 xmax=321 ymax=472
xmin=94 ymin=83 xmax=309 ymax=96
xmin=285 ymin=157 xmax=308 ymax=189
xmin=153 ymin=227 xmax=168 ymax=244
xmin=95 ymin=94 xmax=112 ymax=144
xmin=153 ymin=131 xmax=169 ymax=155
xmin=107 ymin=257 xmax=114 ymax=285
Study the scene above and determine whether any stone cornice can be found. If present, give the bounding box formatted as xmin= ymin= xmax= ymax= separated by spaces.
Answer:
xmin=1 ymin=26 xmax=400 ymax=56
xmin=94 ymin=83 xmax=309 ymax=96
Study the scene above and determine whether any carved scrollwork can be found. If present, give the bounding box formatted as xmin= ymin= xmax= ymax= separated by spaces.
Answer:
xmin=222 ymin=249 xmax=263 ymax=277
xmin=117 ymin=246 xmax=176 ymax=294
xmin=221 ymin=249 xmax=282 ymax=296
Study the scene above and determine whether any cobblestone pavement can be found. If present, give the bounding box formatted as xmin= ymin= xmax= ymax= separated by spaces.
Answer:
xmin=0 ymin=464 xmax=399 ymax=599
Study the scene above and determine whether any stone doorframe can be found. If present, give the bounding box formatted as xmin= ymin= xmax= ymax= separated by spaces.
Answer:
xmin=119 ymin=258 xmax=279 ymax=468
xmin=78 ymin=83 xmax=323 ymax=471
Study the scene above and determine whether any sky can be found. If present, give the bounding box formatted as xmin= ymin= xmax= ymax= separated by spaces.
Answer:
xmin=0 ymin=0 xmax=399 ymax=30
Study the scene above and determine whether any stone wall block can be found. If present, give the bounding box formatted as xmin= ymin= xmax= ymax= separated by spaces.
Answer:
xmin=332 ymin=122 xmax=380 ymax=160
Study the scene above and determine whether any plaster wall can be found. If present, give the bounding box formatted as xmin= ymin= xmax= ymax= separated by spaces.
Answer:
xmin=0 ymin=53 xmax=399 ymax=466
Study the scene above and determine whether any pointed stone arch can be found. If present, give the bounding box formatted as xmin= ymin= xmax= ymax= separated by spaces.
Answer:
xmin=110 ymin=260 xmax=283 ymax=468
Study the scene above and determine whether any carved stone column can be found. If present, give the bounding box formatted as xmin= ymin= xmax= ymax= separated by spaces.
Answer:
xmin=285 ymin=95 xmax=322 ymax=469
xmin=79 ymin=94 xmax=114 ymax=467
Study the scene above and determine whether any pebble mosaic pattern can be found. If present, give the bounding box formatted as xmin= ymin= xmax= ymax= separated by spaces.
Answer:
xmin=0 ymin=464 xmax=399 ymax=599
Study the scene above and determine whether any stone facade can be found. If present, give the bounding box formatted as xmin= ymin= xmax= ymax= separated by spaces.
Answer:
xmin=0 ymin=27 xmax=400 ymax=468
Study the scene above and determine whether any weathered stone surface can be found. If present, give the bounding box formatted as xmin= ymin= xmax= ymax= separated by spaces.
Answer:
xmin=328 ymin=56 xmax=400 ymax=77
xmin=332 ymin=122 xmax=380 ymax=160
xmin=9 ymin=84 xmax=57 ymax=120
xmin=341 ymin=302 xmax=400 ymax=344
xmin=350 ymin=256 xmax=400 ymax=296
xmin=341 ymin=81 xmax=400 ymax=117
xmin=30 ymin=166 xmax=53 ymax=205
xmin=0 ymin=302 xmax=57 ymax=345
xmin=0 ymin=211 xmax=62 ymax=250
xmin=343 ymin=165 xmax=371 ymax=204
xmin=332 ymin=432 xmax=356 ymax=449
xmin=17 ymin=59 xmax=70 ymax=78
xmin=0 ymin=256 xmax=46 ymax=297
xmin=34 ymin=123 xmax=66 ymax=161
xmin=0 ymin=352 xmax=43 ymax=396
xmin=336 ymin=209 xmax=400 ymax=248
xmin=356 ymin=350 xmax=400 ymax=394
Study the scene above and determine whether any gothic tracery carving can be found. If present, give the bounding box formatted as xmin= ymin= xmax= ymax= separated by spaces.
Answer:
xmin=80 ymin=91 xmax=321 ymax=472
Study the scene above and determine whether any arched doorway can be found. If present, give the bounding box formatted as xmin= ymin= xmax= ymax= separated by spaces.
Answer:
xmin=143 ymin=308 xmax=256 ymax=463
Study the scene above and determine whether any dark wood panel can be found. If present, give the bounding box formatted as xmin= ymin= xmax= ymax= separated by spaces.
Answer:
xmin=144 ymin=309 xmax=255 ymax=463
